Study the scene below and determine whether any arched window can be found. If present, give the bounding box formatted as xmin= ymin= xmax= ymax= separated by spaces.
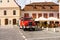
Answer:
xmin=13 ymin=10 xmax=16 ymax=15
xmin=13 ymin=19 xmax=16 ymax=25
xmin=4 ymin=10 xmax=7 ymax=15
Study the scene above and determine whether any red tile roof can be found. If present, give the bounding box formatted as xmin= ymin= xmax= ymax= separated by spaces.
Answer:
xmin=22 ymin=2 xmax=59 ymax=11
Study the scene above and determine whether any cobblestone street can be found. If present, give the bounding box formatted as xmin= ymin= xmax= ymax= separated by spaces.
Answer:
xmin=0 ymin=26 xmax=60 ymax=40
xmin=0 ymin=26 xmax=24 ymax=40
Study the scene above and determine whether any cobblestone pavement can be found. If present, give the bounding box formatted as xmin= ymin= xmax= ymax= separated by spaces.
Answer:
xmin=0 ymin=25 xmax=60 ymax=40
xmin=0 ymin=25 xmax=24 ymax=40
xmin=19 ymin=28 xmax=60 ymax=40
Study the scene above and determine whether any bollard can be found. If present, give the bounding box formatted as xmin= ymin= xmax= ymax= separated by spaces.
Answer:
xmin=42 ymin=27 xmax=44 ymax=29
xmin=54 ymin=28 xmax=56 ymax=32
xmin=46 ymin=27 xmax=48 ymax=31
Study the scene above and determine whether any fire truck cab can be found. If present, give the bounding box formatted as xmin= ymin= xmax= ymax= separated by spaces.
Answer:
xmin=19 ymin=17 xmax=36 ymax=31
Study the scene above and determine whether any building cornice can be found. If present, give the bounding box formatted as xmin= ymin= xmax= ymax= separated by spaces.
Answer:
xmin=0 ymin=7 xmax=20 ymax=10
xmin=0 ymin=16 xmax=20 ymax=18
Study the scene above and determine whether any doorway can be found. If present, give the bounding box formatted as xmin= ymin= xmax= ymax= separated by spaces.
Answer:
xmin=13 ymin=19 xmax=16 ymax=25
xmin=5 ymin=19 xmax=8 ymax=25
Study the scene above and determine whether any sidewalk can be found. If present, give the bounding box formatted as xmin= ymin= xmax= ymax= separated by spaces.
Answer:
xmin=42 ymin=27 xmax=60 ymax=32
xmin=0 ymin=25 xmax=24 ymax=40
xmin=0 ymin=25 xmax=16 ymax=29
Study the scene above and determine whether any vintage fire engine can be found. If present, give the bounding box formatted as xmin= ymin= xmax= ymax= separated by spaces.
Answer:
xmin=19 ymin=17 xmax=37 ymax=31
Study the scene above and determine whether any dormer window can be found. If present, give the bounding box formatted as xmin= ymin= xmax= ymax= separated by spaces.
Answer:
xmin=0 ymin=0 xmax=2 ymax=3
xmin=33 ymin=5 xmax=37 ymax=9
xmin=42 ymin=6 xmax=45 ymax=9
xmin=50 ymin=6 xmax=53 ymax=9
xmin=7 ymin=0 xmax=9 ymax=2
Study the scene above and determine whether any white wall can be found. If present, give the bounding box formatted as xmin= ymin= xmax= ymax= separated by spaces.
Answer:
xmin=21 ymin=11 xmax=59 ymax=18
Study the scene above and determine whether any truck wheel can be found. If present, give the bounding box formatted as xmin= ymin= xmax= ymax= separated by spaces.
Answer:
xmin=29 ymin=28 xmax=35 ymax=31
xmin=33 ymin=28 xmax=35 ymax=31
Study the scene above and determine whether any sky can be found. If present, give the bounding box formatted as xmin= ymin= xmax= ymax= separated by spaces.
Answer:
xmin=16 ymin=0 xmax=58 ymax=9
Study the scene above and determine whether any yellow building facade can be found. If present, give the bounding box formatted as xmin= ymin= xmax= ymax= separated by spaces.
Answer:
xmin=0 ymin=0 xmax=20 ymax=25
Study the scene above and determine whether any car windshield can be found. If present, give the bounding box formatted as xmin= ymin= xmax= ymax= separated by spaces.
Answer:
xmin=24 ymin=18 xmax=32 ymax=21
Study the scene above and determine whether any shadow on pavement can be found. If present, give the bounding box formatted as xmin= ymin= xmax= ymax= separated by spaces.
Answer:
xmin=20 ymin=28 xmax=44 ymax=32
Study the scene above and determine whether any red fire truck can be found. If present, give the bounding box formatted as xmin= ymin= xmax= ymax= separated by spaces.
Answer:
xmin=19 ymin=17 xmax=37 ymax=31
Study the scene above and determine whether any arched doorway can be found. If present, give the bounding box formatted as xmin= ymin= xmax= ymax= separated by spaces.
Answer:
xmin=5 ymin=19 xmax=8 ymax=25
xmin=13 ymin=19 xmax=16 ymax=25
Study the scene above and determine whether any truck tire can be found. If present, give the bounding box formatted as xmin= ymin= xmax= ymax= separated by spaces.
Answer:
xmin=23 ymin=28 xmax=26 ymax=31
xmin=29 ymin=28 xmax=35 ymax=31
xmin=32 ymin=28 xmax=35 ymax=31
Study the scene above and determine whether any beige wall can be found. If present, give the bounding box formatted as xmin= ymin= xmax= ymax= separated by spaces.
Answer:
xmin=0 ymin=7 xmax=20 ymax=25
xmin=0 ymin=0 xmax=21 ymax=26
xmin=0 ymin=0 xmax=19 ymax=7
xmin=0 ymin=17 xmax=19 ymax=25
xmin=0 ymin=8 xmax=20 ymax=17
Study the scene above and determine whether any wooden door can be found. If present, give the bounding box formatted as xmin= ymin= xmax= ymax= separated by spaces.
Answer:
xmin=13 ymin=19 xmax=16 ymax=25
xmin=5 ymin=19 xmax=8 ymax=25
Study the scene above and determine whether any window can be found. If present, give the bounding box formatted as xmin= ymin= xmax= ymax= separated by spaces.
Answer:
xmin=32 ymin=13 xmax=36 ymax=18
xmin=24 ymin=13 xmax=29 ymax=17
xmin=57 ymin=13 xmax=59 ymax=18
xmin=38 ymin=13 xmax=42 ymax=18
xmin=33 ymin=5 xmax=37 ymax=9
xmin=13 ymin=10 xmax=16 ymax=15
xmin=4 ymin=10 xmax=7 ymax=15
xmin=49 ymin=13 xmax=54 ymax=17
xmin=0 ymin=0 xmax=2 ymax=3
xmin=50 ymin=6 xmax=53 ymax=9
xmin=44 ymin=13 xmax=48 ymax=18
xmin=42 ymin=6 xmax=45 ymax=9
xmin=7 ymin=0 xmax=9 ymax=2
xmin=13 ymin=19 xmax=16 ymax=25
